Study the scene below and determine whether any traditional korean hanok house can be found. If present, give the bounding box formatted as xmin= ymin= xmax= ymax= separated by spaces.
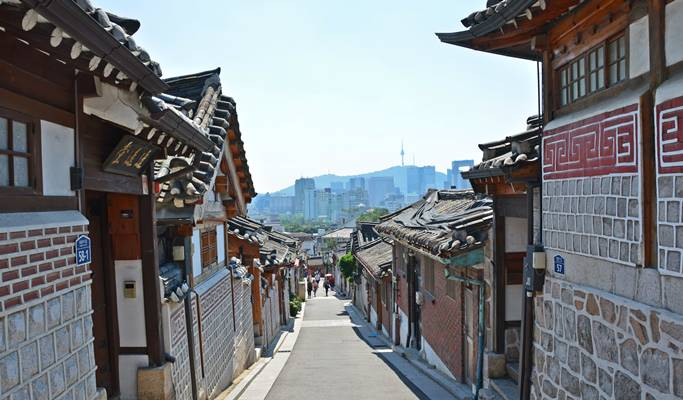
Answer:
xmin=0 ymin=2 xmax=218 ymax=399
xmin=352 ymin=238 xmax=393 ymax=338
xmin=227 ymin=216 xmax=299 ymax=351
xmin=439 ymin=1 xmax=683 ymax=399
xmin=349 ymin=222 xmax=380 ymax=315
xmin=460 ymin=117 xmax=542 ymax=398
xmin=151 ymin=68 xmax=257 ymax=400
xmin=376 ymin=189 xmax=493 ymax=395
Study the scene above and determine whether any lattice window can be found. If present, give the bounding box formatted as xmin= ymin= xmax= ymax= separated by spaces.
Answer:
xmin=423 ymin=257 xmax=435 ymax=295
xmin=201 ymin=230 xmax=217 ymax=268
xmin=0 ymin=112 xmax=34 ymax=189
xmin=556 ymin=32 xmax=628 ymax=108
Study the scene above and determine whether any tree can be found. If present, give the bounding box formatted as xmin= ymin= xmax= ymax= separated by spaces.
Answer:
xmin=338 ymin=253 xmax=356 ymax=279
xmin=357 ymin=208 xmax=389 ymax=222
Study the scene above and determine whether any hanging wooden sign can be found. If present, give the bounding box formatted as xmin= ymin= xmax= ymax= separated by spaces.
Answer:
xmin=103 ymin=135 xmax=159 ymax=177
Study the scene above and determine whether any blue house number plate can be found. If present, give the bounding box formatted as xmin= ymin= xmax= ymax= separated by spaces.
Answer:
xmin=75 ymin=235 xmax=92 ymax=266
xmin=554 ymin=255 xmax=565 ymax=275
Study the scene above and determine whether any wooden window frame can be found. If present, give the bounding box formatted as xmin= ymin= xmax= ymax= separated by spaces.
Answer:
xmin=0 ymin=106 xmax=41 ymax=195
xmin=423 ymin=257 xmax=435 ymax=296
xmin=446 ymin=278 xmax=457 ymax=299
xmin=200 ymin=230 xmax=218 ymax=269
xmin=555 ymin=31 xmax=629 ymax=109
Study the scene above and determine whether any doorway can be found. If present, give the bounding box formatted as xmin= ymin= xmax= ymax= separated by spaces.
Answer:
xmin=85 ymin=191 xmax=120 ymax=397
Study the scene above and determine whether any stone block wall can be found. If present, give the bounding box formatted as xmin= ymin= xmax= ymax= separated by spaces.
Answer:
xmin=530 ymin=276 xmax=683 ymax=400
xmin=542 ymin=176 xmax=641 ymax=265
xmin=231 ymin=279 xmax=254 ymax=379
xmin=542 ymin=104 xmax=642 ymax=266
xmin=168 ymin=304 xmax=192 ymax=400
xmin=656 ymin=94 xmax=683 ymax=276
xmin=0 ymin=217 xmax=97 ymax=400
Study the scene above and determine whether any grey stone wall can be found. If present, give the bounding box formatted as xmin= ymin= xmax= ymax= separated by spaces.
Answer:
xmin=542 ymin=176 xmax=642 ymax=266
xmin=0 ymin=222 xmax=97 ymax=400
xmin=657 ymin=175 xmax=683 ymax=275
xmin=168 ymin=270 xmax=256 ymax=400
xmin=530 ymin=276 xmax=683 ymax=400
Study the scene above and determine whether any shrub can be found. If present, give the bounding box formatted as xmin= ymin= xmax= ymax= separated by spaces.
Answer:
xmin=289 ymin=294 xmax=304 ymax=317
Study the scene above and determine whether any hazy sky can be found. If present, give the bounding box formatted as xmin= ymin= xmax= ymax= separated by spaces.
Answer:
xmin=100 ymin=1 xmax=539 ymax=193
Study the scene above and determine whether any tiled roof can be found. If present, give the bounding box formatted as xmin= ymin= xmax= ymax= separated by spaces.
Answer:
xmin=462 ymin=115 xmax=542 ymax=179
xmin=354 ymin=239 xmax=392 ymax=279
xmin=350 ymin=222 xmax=380 ymax=253
xmin=376 ymin=190 xmax=492 ymax=259
xmin=3 ymin=0 xmax=166 ymax=93
xmin=154 ymin=69 xmax=230 ymax=207
xmin=227 ymin=216 xmax=299 ymax=265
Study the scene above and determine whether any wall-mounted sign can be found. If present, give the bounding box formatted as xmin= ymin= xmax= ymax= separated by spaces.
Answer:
xmin=75 ymin=235 xmax=92 ymax=266
xmin=554 ymin=255 xmax=565 ymax=275
xmin=103 ymin=135 xmax=158 ymax=177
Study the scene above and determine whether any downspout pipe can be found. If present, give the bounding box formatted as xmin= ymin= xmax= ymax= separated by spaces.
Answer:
xmin=182 ymin=236 xmax=199 ymax=400
xmin=443 ymin=268 xmax=485 ymax=400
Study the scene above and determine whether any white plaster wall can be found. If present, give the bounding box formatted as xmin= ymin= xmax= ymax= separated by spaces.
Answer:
xmin=629 ymin=16 xmax=650 ymax=78
xmin=115 ymin=260 xmax=147 ymax=347
xmin=370 ymin=305 xmax=378 ymax=329
xmin=421 ymin=337 xmax=457 ymax=380
xmin=118 ymin=355 xmax=149 ymax=400
xmin=216 ymin=225 xmax=226 ymax=265
xmin=666 ymin=0 xmax=683 ymax=66
xmin=399 ymin=308 xmax=409 ymax=348
xmin=505 ymin=284 xmax=523 ymax=321
xmin=191 ymin=229 xmax=202 ymax=278
xmin=40 ymin=121 xmax=75 ymax=196
xmin=505 ymin=217 xmax=527 ymax=252
xmin=83 ymin=80 xmax=143 ymax=131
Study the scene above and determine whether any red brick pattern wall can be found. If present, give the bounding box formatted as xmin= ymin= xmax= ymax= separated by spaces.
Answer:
xmin=419 ymin=257 xmax=465 ymax=380
xmin=0 ymin=225 xmax=91 ymax=311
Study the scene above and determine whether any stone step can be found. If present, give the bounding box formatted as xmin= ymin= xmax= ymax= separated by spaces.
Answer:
xmin=490 ymin=377 xmax=520 ymax=400
xmin=506 ymin=362 xmax=520 ymax=384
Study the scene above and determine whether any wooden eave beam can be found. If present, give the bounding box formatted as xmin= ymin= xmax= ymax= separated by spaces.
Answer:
xmin=548 ymin=0 xmax=628 ymax=45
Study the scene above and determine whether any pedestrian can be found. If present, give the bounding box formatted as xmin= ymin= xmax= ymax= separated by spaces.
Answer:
xmin=307 ymin=279 xmax=312 ymax=299
xmin=324 ymin=281 xmax=330 ymax=297
xmin=312 ymin=280 xmax=318 ymax=297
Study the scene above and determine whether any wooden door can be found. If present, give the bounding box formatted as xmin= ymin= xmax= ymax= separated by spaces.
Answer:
xmin=375 ymin=281 xmax=382 ymax=330
xmin=85 ymin=191 xmax=119 ymax=396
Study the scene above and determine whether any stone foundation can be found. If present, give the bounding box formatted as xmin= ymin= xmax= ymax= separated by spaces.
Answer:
xmin=530 ymin=276 xmax=683 ymax=399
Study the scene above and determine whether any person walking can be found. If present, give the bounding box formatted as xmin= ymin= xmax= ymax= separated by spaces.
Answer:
xmin=312 ymin=280 xmax=318 ymax=297
xmin=307 ymin=279 xmax=312 ymax=299
xmin=323 ymin=280 xmax=330 ymax=297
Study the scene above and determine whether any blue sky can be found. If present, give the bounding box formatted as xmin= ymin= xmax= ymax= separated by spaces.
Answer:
xmin=100 ymin=1 xmax=539 ymax=193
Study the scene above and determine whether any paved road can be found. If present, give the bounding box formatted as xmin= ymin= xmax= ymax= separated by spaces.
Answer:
xmin=263 ymin=291 xmax=438 ymax=400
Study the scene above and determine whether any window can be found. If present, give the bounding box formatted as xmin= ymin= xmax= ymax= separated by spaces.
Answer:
xmin=200 ymin=230 xmax=217 ymax=267
xmin=557 ymin=33 xmax=628 ymax=107
xmin=0 ymin=113 xmax=34 ymax=189
xmin=446 ymin=278 xmax=458 ymax=299
xmin=423 ymin=257 xmax=435 ymax=295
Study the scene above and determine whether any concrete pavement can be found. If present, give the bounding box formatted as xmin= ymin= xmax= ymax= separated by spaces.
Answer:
xmin=236 ymin=290 xmax=456 ymax=400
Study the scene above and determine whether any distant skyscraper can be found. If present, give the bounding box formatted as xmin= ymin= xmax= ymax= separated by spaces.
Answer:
xmin=406 ymin=165 xmax=436 ymax=196
xmin=348 ymin=177 xmax=366 ymax=191
xmin=330 ymin=181 xmax=344 ymax=193
xmin=367 ymin=176 xmax=395 ymax=206
xmin=294 ymin=177 xmax=315 ymax=213
xmin=303 ymin=188 xmax=316 ymax=221
xmin=451 ymin=160 xmax=475 ymax=189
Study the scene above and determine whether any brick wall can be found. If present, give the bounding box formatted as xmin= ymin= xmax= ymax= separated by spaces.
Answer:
xmin=169 ymin=304 xmax=192 ymax=400
xmin=531 ymin=276 xmax=683 ymax=399
xmin=542 ymin=104 xmax=642 ymax=266
xmin=0 ymin=218 xmax=97 ymax=400
xmin=418 ymin=254 xmax=467 ymax=381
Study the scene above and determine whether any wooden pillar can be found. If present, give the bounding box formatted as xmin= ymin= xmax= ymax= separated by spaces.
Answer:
xmin=140 ymin=164 xmax=164 ymax=366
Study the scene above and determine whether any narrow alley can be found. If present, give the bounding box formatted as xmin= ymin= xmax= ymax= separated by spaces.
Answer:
xmin=234 ymin=290 xmax=458 ymax=400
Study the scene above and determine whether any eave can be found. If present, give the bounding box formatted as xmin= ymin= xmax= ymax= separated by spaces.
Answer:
xmin=21 ymin=0 xmax=168 ymax=94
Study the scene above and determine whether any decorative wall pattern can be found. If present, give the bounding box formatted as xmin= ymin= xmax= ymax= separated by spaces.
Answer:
xmin=543 ymin=105 xmax=639 ymax=180
xmin=656 ymin=95 xmax=683 ymax=276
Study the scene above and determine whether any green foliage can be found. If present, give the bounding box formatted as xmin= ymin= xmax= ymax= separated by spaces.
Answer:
xmin=357 ymin=208 xmax=390 ymax=222
xmin=281 ymin=215 xmax=332 ymax=234
xmin=289 ymin=294 xmax=304 ymax=317
xmin=338 ymin=253 xmax=356 ymax=279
